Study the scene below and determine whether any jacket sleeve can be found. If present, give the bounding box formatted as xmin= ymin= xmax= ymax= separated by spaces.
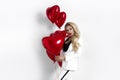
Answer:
xmin=65 ymin=46 xmax=82 ymax=61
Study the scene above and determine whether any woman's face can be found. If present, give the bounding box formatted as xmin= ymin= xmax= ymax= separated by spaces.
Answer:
xmin=65 ymin=25 xmax=74 ymax=37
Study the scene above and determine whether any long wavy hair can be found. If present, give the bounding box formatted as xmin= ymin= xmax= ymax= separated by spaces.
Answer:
xmin=65 ymin=22 xmax=80 ymax=52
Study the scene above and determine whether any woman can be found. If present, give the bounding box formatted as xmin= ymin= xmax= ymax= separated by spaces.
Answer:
xmin=55 ymin=22 xmax=82 ymax=80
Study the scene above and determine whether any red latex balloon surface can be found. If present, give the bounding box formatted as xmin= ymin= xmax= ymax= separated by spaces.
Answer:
xmin=46 ymin=5 xmax=66 ymax=28
xmin=46 ymin=50 xmax=55 ymax=63
xmin=46 ymin=5 xmax=60 ymax=23
xmin=42 ymin=30 xmax=66 ymax=67
xmin=55 ymin=12 xmax=66 ymax=28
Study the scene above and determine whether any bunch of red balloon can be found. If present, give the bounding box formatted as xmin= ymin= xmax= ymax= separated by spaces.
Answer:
xmin=46 ymin=5 xmax=66 ymax=28
xmin=42 ymin=5 xmax=67 ymax=67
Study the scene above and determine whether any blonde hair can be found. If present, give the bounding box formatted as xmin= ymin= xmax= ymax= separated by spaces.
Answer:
xmin=65 ymin=22 xmax=80 ymax=52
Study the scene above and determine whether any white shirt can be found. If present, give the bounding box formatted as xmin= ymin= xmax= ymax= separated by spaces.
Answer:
xmin=60 ymin=42 xmax=82 ymax=71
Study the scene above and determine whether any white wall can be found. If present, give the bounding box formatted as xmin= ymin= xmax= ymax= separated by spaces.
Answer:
xmin=0 ymin=0 xmax=120 ymax=80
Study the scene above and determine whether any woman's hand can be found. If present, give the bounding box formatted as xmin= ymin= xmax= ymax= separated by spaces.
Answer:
xmin=55 ymin=55 xmax=65 ymax=62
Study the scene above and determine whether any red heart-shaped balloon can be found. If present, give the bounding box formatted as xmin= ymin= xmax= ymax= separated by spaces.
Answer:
xmin=55 ymin=12 xmax=66 ymax=28
xmin=42 ymin=37 xmax=63 ymax=55
xmin=46 ymin=5 xmax=60 ymax=23
xmin=46 ymin=5 xmax=67 ymax=28
xmin=42 ymin=30 xmax=66 ymax=67
xmin=42 ymin=30 xmax=66 ymax=55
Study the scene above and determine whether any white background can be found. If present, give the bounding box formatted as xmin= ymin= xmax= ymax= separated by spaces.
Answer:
xmin=0 ymin=0 xmax=120 ymax=80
